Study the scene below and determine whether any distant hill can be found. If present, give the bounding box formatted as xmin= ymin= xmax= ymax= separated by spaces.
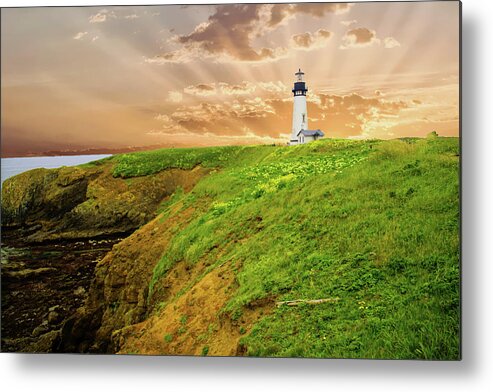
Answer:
xmin=1 ymin=137 xmax=460 ymax=359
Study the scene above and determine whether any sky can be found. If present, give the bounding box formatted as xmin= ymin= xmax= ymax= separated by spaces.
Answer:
xmin=1 ymin=1 xmax=460 ymax=156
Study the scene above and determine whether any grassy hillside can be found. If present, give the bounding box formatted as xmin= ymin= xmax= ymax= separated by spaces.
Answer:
xmin=111 ymin=137 xmax=459 ymax=359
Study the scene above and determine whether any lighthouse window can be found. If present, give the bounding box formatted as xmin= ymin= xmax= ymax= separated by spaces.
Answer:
xmin=302 ymin=114 xmax=306 ymax=123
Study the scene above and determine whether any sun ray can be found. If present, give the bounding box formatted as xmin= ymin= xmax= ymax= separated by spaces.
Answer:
xmin=1 ymin=2 xmax=459 ymax=155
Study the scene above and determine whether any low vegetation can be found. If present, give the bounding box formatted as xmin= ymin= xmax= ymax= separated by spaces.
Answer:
xmin=111 ymin=145 xmax=253 ymax=178
xmin=114 ymin=137 xmax=459 ymax=359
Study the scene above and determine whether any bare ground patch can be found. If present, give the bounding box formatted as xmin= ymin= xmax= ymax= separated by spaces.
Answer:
xmin=114 ymin=259 xmax=273 ymax=356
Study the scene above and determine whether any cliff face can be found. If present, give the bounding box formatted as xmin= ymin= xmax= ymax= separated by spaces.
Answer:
xmin=60 ymin=204 xmax=271 ymax=354
xmin=1 ymin=160 xmax=211 ymax=352
xmin=1 ymin=162 xmax=209 ymax=242
xmin=2 ymin=167 xmax=90 ymax=230
xmin=58 ymin=204 xmax=198 ymax=352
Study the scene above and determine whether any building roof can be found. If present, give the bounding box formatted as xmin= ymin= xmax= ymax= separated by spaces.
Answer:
xmin=297 ymin=129 xmax=325 ymax=137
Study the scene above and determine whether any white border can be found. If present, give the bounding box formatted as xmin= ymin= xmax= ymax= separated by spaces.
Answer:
xmin=2 ymin=1 xmax=492 ymax=391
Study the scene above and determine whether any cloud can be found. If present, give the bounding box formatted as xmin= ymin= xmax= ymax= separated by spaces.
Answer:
xmin=147 ymin=3 xmax=351 ymax=63
xmin=153 ymin=97 xmax=278 ymax=137
xmin=73 ymin=31 xmax=88 ymax=40
xmin=151 ymin=89 xmax=415 ymax=141
xmin=258 ymin=81 xmax=289 ymax=94
xmin=73 ymin=32 xmax=99 ymax=42
xmin=384 ymin=36 xmax=401 ymax=49
xmin=154 ymin=114 xmax=177 ymax=130
xmin=184 ymin=83 xmax=217 ymax=96
xmin=267 ymin=4 xmax=292 ymax=28
xmin=89 ymin=9 xmax=116 ymax=23
xmin=180 ymin=81 xmax=288 ymax=99
xmin=267 ymin=3 xmax=352 ymax=27
xmin=144 ymin=51 xmax=187 ymax=64
xmin=219 ymin=82 xmax=256 ymax=95
xmin=341 ymin=19 xmax=357 ymax=27
xmin=168 ymin=91 xmax=183 ymax=103
xmin=170 ymin=5 xmax=283 ymax=62
xmin=89 ymin=8 xmax=144 ymax=23
xmin=340 ymin=28 xmax=401 ymax=50
xmin=340 ymin=27 xmax=380 ymax=49
xmin=291 ymin=29 xmax=333 ymax=50
xmin=146 ymin=128 xmax=285 ymax=146
xmin=166 ymin=81 xmax=289 ymax=101
xmin=294 ymin=3 xmax=353 ymax=16
xmin=232 ymin=97 xmax=276 ymax=118
xmin=306 ymin=92 xmax=412 ymax=138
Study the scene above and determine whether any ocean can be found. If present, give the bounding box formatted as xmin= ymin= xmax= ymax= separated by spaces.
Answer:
xmin=1 ymin=155 xmax=112 ymax=184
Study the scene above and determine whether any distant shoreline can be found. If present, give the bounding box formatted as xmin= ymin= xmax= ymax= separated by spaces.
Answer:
xmin=2 ymin=148 xmax=148 ymax=159
xmin=0 ymin=144 xmax=184 ymax=158
xmin=1 ymin=154 xmax=112 ymax=184
xmin=2 ymin=153 xmax=112 ymax=159
xmin=0 ymin=143 xmax=260 ymax=158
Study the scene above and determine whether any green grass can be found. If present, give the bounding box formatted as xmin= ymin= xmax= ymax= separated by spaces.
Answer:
xmin=164 ymin=334 xmax=173 ymax=343
xmin=123 ymin=137 xmax=459 ymax=359
xmin=78 ymin=155 xmax=113 ymax=168
xmin=111 ymin=145 xmax=276 ymax=178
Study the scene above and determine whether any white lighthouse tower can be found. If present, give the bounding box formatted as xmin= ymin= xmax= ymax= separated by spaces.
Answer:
xmin=290 ymin=69 xmax=308 ymax=145
xmin=289 ymin=68 xmax=324 ymax=145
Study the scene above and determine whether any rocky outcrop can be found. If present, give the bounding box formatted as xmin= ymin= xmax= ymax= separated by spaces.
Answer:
xmin=0 ymin=237 xmax=119 ymax=353
xmin=2 ymin=167 xmax=90 ymax=229
xmin=1 ymin=162 xmax=210 ymax=352
xmin=58 ymin=204 xmax=197 ymax=353
xmin=1 ymin=163 xmax=209 ymax=243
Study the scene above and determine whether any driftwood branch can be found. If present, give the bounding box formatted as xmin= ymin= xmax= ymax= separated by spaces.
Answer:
xmin=276 ymin=298 xmax=340 ymax=307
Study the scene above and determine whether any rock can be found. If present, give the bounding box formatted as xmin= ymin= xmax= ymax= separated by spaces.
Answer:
xmin=48 ymin=310 xmax=61 ymax=325
xmin=32 ymin=320 xmax=49 ymax=337
xmin=1 ymin=337 xmax=33 ymax=352
xmin=3 ymin=267 xmax=56 ymax=280
xmin=24 ymin=330 xmax=60 ymax=353
xmin=74 ymin=286 xmax=86 ymax=296
xmin=1 ymin=167 xmax=88 ymax=229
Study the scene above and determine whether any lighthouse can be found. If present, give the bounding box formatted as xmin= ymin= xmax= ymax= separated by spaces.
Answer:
xmin=290 ymin=69 xmax=308 ymax=144
xmin=289 ymin=69 xmax=324 ymax=145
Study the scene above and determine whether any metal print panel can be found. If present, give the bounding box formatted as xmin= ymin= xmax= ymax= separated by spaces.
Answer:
xmin=0 ymin=1 xmax=461 ymax=359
